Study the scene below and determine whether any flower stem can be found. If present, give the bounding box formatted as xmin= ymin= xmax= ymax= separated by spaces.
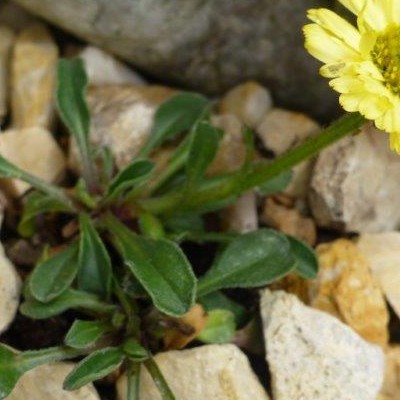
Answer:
xmin=138 ymin=112 xmax=365 ymax=215
xmin=127 ymin=362 xmax=141 ymax=400
xmin=144 ymin=358 xmax=176 ymax=400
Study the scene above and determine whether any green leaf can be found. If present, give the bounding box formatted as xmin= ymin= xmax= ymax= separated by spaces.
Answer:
xmin=78 ymin=214 xmax=112 ymax=299
xmin=197 ymin=309 xmax=235 ymax=343
xmin=256 ymin=170 xmax=293 ymax=196
xmin=21 ymin=289 xmax=115 ymax=319
xmin=138 ymin=212 xmax=165 ymax=239
xmin=74 ymin=178 xmax=97 ymax=209
xmin=29 ymin=243 xmax=79 ymax=302
xmin=141 ymin=92 xmax=209 ymax=156
xmin=106 ymin=215 xmax=196 ymax=316
xmin=197 ymin=229 xmax=296 ymax=296
xmin=0 ymin=344 xmax=81 ymax=400
xmin=65 ymin=320 xmax=110 ymax=349
xmin=63 ymin=347 xmax=124 ymax=390
xmin=185 ymin=121 xmax=222 ymax=188
xmin=56 ymin=58 xmax=89 ymax=149
xmin=18 ymin=191 xmax=72 ymax=237
xmin=107 ymin=159 xmax=154 ymax=201
xmin=122 ymin=339 xmax=148 ymax=361
xmin=199 ymin=291 xmax=248 ymax=327
xmin=286 ymin=235 xmax=318 ymax=279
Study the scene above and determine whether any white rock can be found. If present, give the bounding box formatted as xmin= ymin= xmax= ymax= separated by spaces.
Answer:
xmin=116 ymin=344 xmax=270 ymax=400
xmin=260 ymin=289 xmax=384 ymax=400
xmin=309 ymin=124 xmax=400 ymax=232
xmin=357 ymin=232 xmax=400 ymax=320
xmin=0 ymin=25 xmax=15 ymax=122
xmin=0 ymin=242 xmax=21 ymax=334
xmin=221 ymin=191 xmax=258 ymax=233
xmin=219 ymin=81 xmax=273 ymax=129
xmin=256 ymin=108 xmax=320 ymax=199
xmin=7 ymin=362 xmax=100 ymax=400
xmin=0 ymin=127 xmax=66 ymax=197
xmin=79 ymin=46 xmax=146 ymax=87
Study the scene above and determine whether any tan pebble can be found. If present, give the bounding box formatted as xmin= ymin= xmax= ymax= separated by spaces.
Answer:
xmin=379 ymin=346 xmax=400 ymax=399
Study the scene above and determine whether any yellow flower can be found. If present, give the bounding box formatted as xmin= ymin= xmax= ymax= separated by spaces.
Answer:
xmin=304 ymin=0 xmax=400 ymax=152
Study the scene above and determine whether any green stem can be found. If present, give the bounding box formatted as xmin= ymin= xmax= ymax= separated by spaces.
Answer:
xmin=144 ymin=358 xmax=176 ymax=400
xmin=127 ymin=362 xmax=141 ymax=400
xmin=138 ymin=113 xmax=365 ymax=215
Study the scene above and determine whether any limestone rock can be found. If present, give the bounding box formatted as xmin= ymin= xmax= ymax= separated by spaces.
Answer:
xmin=219 ymin=81 xmax=273 ymax=129
xmin=0 ymin=127 xmax=66 ymax=197
xmin=220 ymin=191 xmax=258 ymax=233
xmin=117 ymin=344 xmax=270 ymax=400
xmin=208 ymin=114 xmax=246 ymax=174
xmin=7 ymin=362 xmax=100 ymax=400
xmin=257 ymin=108 xmax=320 ymax=200
xmin=79 ymin=46 xmax=146 ymax=87
xmin=357 ymin=232 xmax=400 ymax=320
xmin=0 ymin=25 xmax=15 ymax=122
xmin=309 ymin=124 xmax=400 ymax=232
xmin=12 ymin=0 xmax=339 ymax=120
xmin=11 ymin=23 xmax=58 ymax=129
xmin=261 ymin=196 xmax=317 ymax=246
xmin=0 ymin=242 xmax=21 ymax=334
xmin=311 ymin=239 xmax=389 ymax=346
xmin=380 ymin=346 xmax=400 ymax=399
xmin=260 ymin=289 xmax=384 ymax=400
xmin=69 ymin=85 xmax=176 ymax=171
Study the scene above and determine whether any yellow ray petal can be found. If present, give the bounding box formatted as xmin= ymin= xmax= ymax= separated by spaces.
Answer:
xmin=338 ymin=0 xmax=366 ymax=15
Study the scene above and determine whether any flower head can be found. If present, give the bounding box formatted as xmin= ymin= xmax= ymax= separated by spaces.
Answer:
xmin=304 ymin=0 xmax=400 ymax=152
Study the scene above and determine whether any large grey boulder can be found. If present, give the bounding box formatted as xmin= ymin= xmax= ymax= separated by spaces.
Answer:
xmin=12 ymin=0 xmax=337 ymax=119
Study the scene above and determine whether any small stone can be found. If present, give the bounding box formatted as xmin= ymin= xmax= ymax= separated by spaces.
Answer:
xmin=208 ymin=114 xmax=246 ymax=174
xmin=69 ymin=85 xmax=176 ymax=171
xmin=0 ymin=25 xmax=15 ymax=122
xmin=0 ymin=242 xmax=21 ymax=334
xmin=357 ymin=232 xmax=400 ymax=321
xmin=219 ymin=81 xmax=273 ymax=129
xmin=260 ymin=289 xmax=384 ymax=400
xmin=310 ymin=239 xmax=389 ymax=346
xmin=309 ymin=123 xmax=400 ymax=232
xmin=261 ymin=196 xmax=317 ymax=246
xmin=79 ymin=46 xmax=146 ymax=87
xmin=256 ymin=108 xmax=320 ymax=199
xmin=0 ymin=127 xmax=66 ymax=197
xmin=379 ymin=346 xmax=400 ymax=399
xmin=220 ymin=191 xmax=258 ymax=233
xmin=117 ymin=344 xmax=270 ymax=400
xmin=7 ymin=362 xmax=100 ymax=400
xmin=11 ymin=23 xmax=58 ymax=129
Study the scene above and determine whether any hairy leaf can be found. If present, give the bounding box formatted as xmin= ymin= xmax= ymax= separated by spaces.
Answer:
xmin=65 ymin=320 xmax=110 ymax=349
xmin=197 ymin=309 xmax=235 ymax=344
xmin=286 ymin=234 xmax=318 ymax=279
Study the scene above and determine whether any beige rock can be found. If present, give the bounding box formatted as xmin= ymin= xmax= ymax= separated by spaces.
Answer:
xmin=0 ymin=1 xmax=38 ymax=32
xmin=70 ymin=85 xmax=176 ymax=171
xmin=219 ymin=81 xmax=273 ymax=129
xmin=79 ymin=46 xmax=146 ymax=87
xmin=357 ymin=232 xmax=400 ymax=321
xmin=0 ymin=127 xmax=66 ymax=197
xmin=117 ymin=344 xmax=270 ymax=400
xmin=261 ymin=196 xmax=317 ymax=246
xmin=208 ymin=114 xmax=246 ymax=174
xmin=260 ymin=289 xmax=384 ymax=400
xmin=0 ymin=25 xmax=15 ymax=122
xmin=379 ymin=346 xmax=400 ymax=399
xmin=256 ymin=108 xmax=320 ymax=199
xmin=220 ymin=191 xmax=258 ymax=233
xmin=8 ymin=362 xmax=100 ymax=400
xmin=11 ymin=23 xmax=58 ymax=129
xmin=0 ymin=242 xmax=21 ymax=334
xmin=310 ymin=123 xmax=400 ymax=232
xmin=311 ymin=239 xmax=389 ymax=346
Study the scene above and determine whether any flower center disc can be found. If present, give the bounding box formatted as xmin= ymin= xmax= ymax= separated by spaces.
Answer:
xmin=371 ymin=26 xmax=400 ymax=94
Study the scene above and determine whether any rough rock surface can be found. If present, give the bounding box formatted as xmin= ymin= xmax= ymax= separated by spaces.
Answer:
xmin=12 ymin=0 xmax=338 ymax=119
xmin=311 ymin=239 xmax=389 ymax=346
xmin=357 ymin=232 xmax=400 ymax=320
xmin=310 ymin=124 xmax=400 ymax=232
xmin=380 ymin=346 xmax=400 ymax=399
xmin=260 ymin=289 xmax=384 ymax=400
xmin=0 ymin=242 xmax=21 ymax=334
xmin=0 ymin=25 xmax=15 ymax=122
xmin=117 ymin=344 xmax=270 ymax=400
xmin=7 ymin=363 xmax=100 ymax=400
